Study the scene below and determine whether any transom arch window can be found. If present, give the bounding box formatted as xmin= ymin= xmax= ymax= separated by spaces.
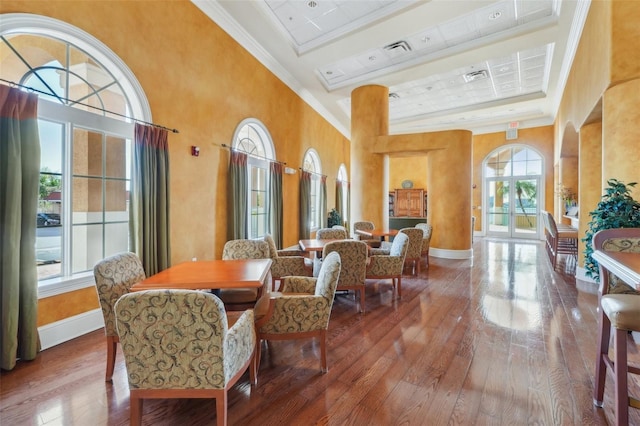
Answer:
xmin=303 ymin=149 xmax=322 ymax=230
xmin=1 ymin=14 xmax=150 ymax=296
xmin=337 ymin=163 xmax=348 ymax=225
xmin=231 ymin=118 xmax=276 ymax=239
xmin=483 ymin=144 xmax=544 ymax=239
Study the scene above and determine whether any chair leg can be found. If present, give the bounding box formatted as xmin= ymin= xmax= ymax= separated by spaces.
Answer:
xmin=320 ymin=330 xmax=328 ymax=373
xmin=106 ymin=336 xmax=118 ymax=382
xmin=216 ymin=391 xmax=227 ymax=426
xmin=250 ymin=346 xmax=257 ymax=385
xmin=397 ymin=277 xmax=402 ymax=298
xmin=614 ymin=327 xmax=630 ymax=426
xmin=129 ymin=394 xmax=142 ymax=426
xmin=360 ymin=289 xmax=366 ymax=314
xmin=594 ymin=309 xmax=611 ymax=407
xmin=415 ymin=258 xmax=420 ymax=275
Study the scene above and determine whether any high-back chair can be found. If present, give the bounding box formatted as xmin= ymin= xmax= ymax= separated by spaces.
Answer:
xmin=398 ymin=227 xmax=424 ymax=275
xmin=93 ymin=252 xmax=146 ymax=381
xmin=541 ymin=210 xmax=578 ymax=270
xmin=316 ymin=227 xmax=348 ymax=240
xmin=366 ymin=232 xmax=409 ymax=297
xmin=220 ymin=239 xmax=271 ymax=309
xmin=115 ymin=290 xmax=256 ymax=426
xmin=415 ymin=223 xmax=433 ymax=267
xmin=353 ymin=221 xmax=379 ymax=248
xmin=322 ymin=239 xmax=369 ymax=312
xmin=592 ymin=228 xmax=640 ymax=425
xmin=254 ymin=251 xmax=341 ymax=373
xmin=263 ymin=233 xmax=312 ymax=291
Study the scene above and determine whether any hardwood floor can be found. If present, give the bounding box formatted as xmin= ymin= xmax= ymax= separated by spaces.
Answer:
xmin=2 ymin=237 xmax=637 ymax=425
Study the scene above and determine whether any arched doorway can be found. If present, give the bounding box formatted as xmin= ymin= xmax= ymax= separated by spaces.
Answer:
xmin=483 ymin=145 xmax=544 ymax=239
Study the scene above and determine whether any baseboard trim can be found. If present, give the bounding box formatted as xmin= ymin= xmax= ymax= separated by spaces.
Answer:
xmin=430 ymin=247 xmax=474 ymax=260
xmin=38 ymin=309 xmax=104 ymax=350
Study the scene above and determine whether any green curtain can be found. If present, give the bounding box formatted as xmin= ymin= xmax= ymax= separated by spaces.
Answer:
xmin=0 ymin=85 xmax=41 ymax=370
xmin=320 ymin=175 xmax=327 ymax=228
xmin=299 ymin=171 xmax=311 ymax=239
xmin=130 ymin=123 xmax=171 ymax=276
xmin=268 ymin=161 xmax=283 ymax=248
xmin=228 ymin=150 xmax=248 ymax=240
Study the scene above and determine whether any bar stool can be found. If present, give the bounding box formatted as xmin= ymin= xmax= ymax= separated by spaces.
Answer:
xmin=594 ymin=294 xmax=640 ymax=425
xmin=592 ymin=228 xmax=640 ymax=425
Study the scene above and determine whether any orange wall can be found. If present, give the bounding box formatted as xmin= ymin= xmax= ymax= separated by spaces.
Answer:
xmin=388 ymin=156 xmax=428 ymax=191
xmin=1 ymin=1 xmax=349 ymax=325
xmin=471 ymin=127 xmax=554 ymax=232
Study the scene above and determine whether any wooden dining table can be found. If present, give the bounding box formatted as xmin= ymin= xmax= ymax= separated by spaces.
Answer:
xmin=130 ymin=258 xmax=272 ymax=291
xmin=355 ymin=228 xmax=399 ymax=241
xmin=298 ymin=239 xmax=344 ymax=253
xmin=592 ymin=250 xmax=640 ymax=289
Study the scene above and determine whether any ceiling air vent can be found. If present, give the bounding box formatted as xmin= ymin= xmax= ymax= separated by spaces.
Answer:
xmin=463 ymin=70 xmax=489 ymax=83
xmin=384 ymin=40 xmax=412 ymax=58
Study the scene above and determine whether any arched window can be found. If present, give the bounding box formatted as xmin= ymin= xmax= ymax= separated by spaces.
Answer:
xmin=232 ymin=119 xmax=275 ymax=238
xmin=483 ymin=145 xmax=544 ymax=239
xmin=303 ymin=149 xmax=322 ymax=230
xmin=337 ymin=164 xmax=348 ymax=225
xmin=1 ymin=14 xmax=149 ymax=295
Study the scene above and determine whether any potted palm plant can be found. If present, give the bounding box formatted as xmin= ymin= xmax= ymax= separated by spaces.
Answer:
xmin=583 ymin=179 xmax=640 ymax=281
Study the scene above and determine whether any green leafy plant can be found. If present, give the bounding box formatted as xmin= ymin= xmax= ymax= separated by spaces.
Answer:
xmin=583 ymin=179 xmax=640 ymax=281
xmin=327 ymin=208 xmax=342 ymax=228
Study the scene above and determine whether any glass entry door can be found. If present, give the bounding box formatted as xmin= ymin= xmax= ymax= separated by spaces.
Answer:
xmin=486 ymin=177 xmax=540 ymax=239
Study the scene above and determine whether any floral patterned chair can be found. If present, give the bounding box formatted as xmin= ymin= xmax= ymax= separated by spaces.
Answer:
xmin=415 ymin=223 xmax=433 ymax=267
xmin=592 ymin=228 xmax=640 ymax=424
xmin=316 ymin=227 xmax=349 ymax=240
xmin=353 ymin=220 xmax=379 ymax=247
xmin=263 ymin=233 xmax=312 ymax=291
xmin=115 ymin=290 xmax=256 ymax=426
xmin=220 ymin=239 xmax=271 ymax=309
xmin=366 ymin=232 xmax=409 ymax=297
xmin=254 ymin=251 xmax=341 ymax=373
xmin=322 ymin=239 xmax=369 ymax=312
xmin=93 ymin=251 xmax=146 ymax=381
xmin=370 ymin=227 xmax=423 ymax=275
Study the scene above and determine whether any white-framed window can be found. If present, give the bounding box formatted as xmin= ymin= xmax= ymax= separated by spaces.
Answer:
xmin=337 ymin=163 xmax=348 ymax=223
xmin=303 ymin=149 xmax=322 ymax=230
xmin=1 ymin=14 xmax=150 ymax=297
xmin=232 ymin=119 xmax=275 ymax=239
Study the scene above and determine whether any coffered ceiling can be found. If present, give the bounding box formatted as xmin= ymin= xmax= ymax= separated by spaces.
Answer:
xmin=193 ymin=0 xmax=590 ymax=138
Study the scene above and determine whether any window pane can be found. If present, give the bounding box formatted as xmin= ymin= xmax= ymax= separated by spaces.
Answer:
xmin=37 ymin=120 xmax=64 ymax=280
xmin=250 ymin=166 xmax=267 ymax=238
xmin=105 ymin=222 xmax=129 ymax=257
xmin=73 ymin=128 xmax=103 ymax=177
xmin=72 ymin=223 xmax=103 ymax=274
xmin=105 ymin=136 xmax=130 ymax=179
xmin=72 ymin=176 xmax=103 ymax=223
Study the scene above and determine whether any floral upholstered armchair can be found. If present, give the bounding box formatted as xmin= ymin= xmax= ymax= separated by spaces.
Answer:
xmin=263 ymin=233 xmax=312 ymax=291
xmin=371 ymin=227 xmax=422 ymax=275
xmin=316 ymin=227 xmax=349 ymax=240
xmin=415 ymin=223 xmax=433 ymax=267
xmin=322 ymin=239 xmax=369 ymax=312
xmin=366 ymin=232 xmax=409 ymax=297
xmin=93 ymin=251 xmax=146 ymax=381
xmin=220 ymin=239 xmax=271 ymax=308
xmin=353 ymin=221 xmax=379 ymax=247
xmin=254 ymin=251 xmax=341 ymax=373
xmin=115 ymin=290 xmax=256 ymax=426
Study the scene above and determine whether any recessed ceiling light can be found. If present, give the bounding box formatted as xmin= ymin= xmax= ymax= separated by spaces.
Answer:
xmin=489 ymin=11 xmax=502 ymax=20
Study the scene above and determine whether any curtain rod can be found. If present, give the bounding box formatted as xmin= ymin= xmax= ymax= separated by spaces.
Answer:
xmin=299 ymin=168 xmax=327 ymax=178
xmin=220 ymin=143 xmax=286 ymax=165
xmin=0 ymin=79 xmax=179 ymax=134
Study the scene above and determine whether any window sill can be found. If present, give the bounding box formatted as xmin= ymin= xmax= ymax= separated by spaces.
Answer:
xmin=38 ymin=272 xmax=95 ymax=299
